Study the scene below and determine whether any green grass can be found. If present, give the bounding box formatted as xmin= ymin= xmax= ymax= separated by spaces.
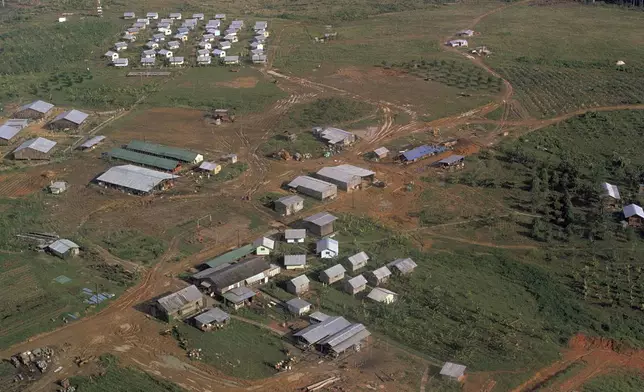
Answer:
xmin=0 ymin=196 xmax=48 ymax=251
xmin=213 ymin=162 xmax=250 ymax=182
xmin=289 ymin=97 xmax=374 ymax=128
xmin=102 ymin=230 xmax=167 ymax=263
xmin=259 ymin=131 xmax=327 ymax=158
xmin=71 ymin=354 xmax=185 ymax=392
xmin=398 ymin=59 xmax=503 ymax=93
xmin=582 ymin=372 xmax=644 ymax=392
xmin=476 ymin=4 xmax=644 ymax=117
xmin=174 ymin=321 xmax=287 ymax=379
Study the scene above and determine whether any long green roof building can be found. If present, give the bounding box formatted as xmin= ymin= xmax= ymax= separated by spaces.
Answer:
xmin=127 ymin=140 xmax=204 ymax=164
xmin=106 ymin=148 xmax=180 ymax=171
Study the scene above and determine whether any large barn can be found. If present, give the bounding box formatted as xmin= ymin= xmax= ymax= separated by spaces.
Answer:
xmin=49 ymin=109 xmax=89 ymax=130
xmin=13 ymin=100 xmax=55 ymax=119
xmin=95 ymin=164 xmax=178 ymax=194
xmin=13 ymin=137 xmax=57 ymax=160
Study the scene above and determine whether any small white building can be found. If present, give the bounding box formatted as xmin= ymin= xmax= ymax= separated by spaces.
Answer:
xmin=219 ymin=41 xmax=232 ymax=50
xmin=114 ymin=42 xmax=128 ymax=51
xmin=47 ymin=239 xmax=80 ymax=259
xmin=140 ymin=57 xmax=155 ymax=66
xmin=137 ymin=18 xmax=150 ymax=25
xmin=447 ymin=39 xmax=468 ymax=47
xmin=122 ymin=33 xmax=137 ymax=42
xmin=146 ymin=12 xmax=159 ymax=20
xmin=253 ymin=237 xmax=275 ymax=255
xmin=202 ymin=34 xmax=215 ymax=42
xmin=145 ymin=41 xmax=159 ymax=49
xmin=49 ymin=181 xmax=68 ymax=195
xmin=320 ymin=264 xmax=346 ymax=285
xmin=285 ymin=298 xmax=311 ymax=316
xmin=123 ymin=12 xmax=136 ymax=19
xmin=440 ymin=362 xmax=467 ymax=382
xmin=133 ymin=22 xmax=147 ymax=29
xmin=316 ymin=238 xmax=338 ymax=258
xmin=252 ymin=54 xmax=267 ymax=64
xmin=215 ymin=13 xmax=226 ymax=20
xmin=152 ymin=33 xmax=166 ymax=42
xmin=223 ymin=55 xmax=239 ymax=65
xmin=104 ymin=51 xmax=119 ymax=61
xmin=207 ymin=28 xmax=221 ymax=36
xmin=347 ymin=251 xmax=369 ymax=272
xmin=284 ymin=229 xmax=306 ymax=243
xmin=212 ymin=49 xmax=226 ymax=58
xmin=174 ymin=34 xmax=189 ymax=42
xmin=113 ymin=58 xmax=129 ymax=67
xmin=456 ymin=29 xmax=474 ymax=37
xmin=250 ymin=42 xmax=264 ymax=50
xmin=142 ymin=49 xmax=156 ymax=58
xmin=197 ymin=56 xmax=212 ymax=65
xmin=167 ymin=41 xmax=180 ymax=50
xmin=158 ymin=49 xmax=173 ymax=58
xmin=224 ymin=34 xmax=238 ymax=43
xmin=168 ymin=56 xmax=185 ymax=66
xmin=169 ymin=12 xmax=182 ymax=20
xmin=192 ymin=13 xmax=205 ymax=20
xmin=367 ymin=287 xmax=397 ymax=304
xmin=197 ymin=49 xmax=211 ymax=57
xmin=198 ymin=41 xmax=212 ymax=50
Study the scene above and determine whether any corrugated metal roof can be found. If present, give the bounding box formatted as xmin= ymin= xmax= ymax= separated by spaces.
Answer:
xmin=158 ymin=49 xmax=172 ymax=55
xmin=115 ymin=42 xmax=128 ymax=48
xmin=197 ymin=56 xmax=212 ymax=64
xmin=80 ymin=135 xmax=105 ymax=148
xmin=205 ymin=244 xmax=255 ymax=268
xmin=374 ymin=147 xmax=389 ymax=156
xmin=0 ymin=125 xmax=21 ymax=141
xmin=14 ymin=137 xmax=56 ymax=153
xmin=304 ymin=212 xmax=338 ymax=227
xmin=348 ymin=252 xmax=369 ymax=266
xmin=224 ymin=56 xmax=239 ymax=62
xmin=169 ymin=12 xmax=182 ymax=18
xmin=329 ymin=328 xmax=370 ymax=354
xmin=440 ymin=362 xmax=466 ymax=378
xmin=387 ymin=258 xmax=417 ymax=274
xmin=333 ymin=164 xmax=375 ymax=178
xmin=222 ymin=286 xmax=256 ymax=303
xmin=113 ymin=59 xmax=129 ymax=66
xmin=253 ymin=237 xmax=274 ymax=249
xmin=169 ymin=57 xmax=184 ymax=64
xmin=167 ymin=41 xmax=180 ymax=48
xmin=309 ymin=311 xmax=329 ymax=323
xmin=371 ymin=266 xmax=391 ymax=280
xmin=401 ymin=145 xmax=446 ymax=161
xmin=367 ymin=287 xmax=397 ymax=303
xmin=143 ymin=50 xmax=157 ymax=56
xmin=285 ymin=229 xmax=306 ymax=239
xmin=157 ymin=285 xmax=202 ymax=313
xmin=316 ymin=167 xmax=362 ymax=184
xmin=290 ymin=274 xmax=310 ymax=287
xmin=321 ymin=263 xmax=345 ymax=279
xmin=207 ymin=257 xmax=270 ymax=290
xmin=286 ymin=298 xmax=311 ymax=311
xmin=127 ymin=140 xmax=200 ymax=163
xmin=288 ymin=176 xmax=337 ymax=194
xmin=215 ymin=13 xmax=226 ymax=18
xmin=346 ymin=274 xmax=367 ymax=289
xmin=438 ymin=155 xmax=465 ymax=165
xmin=318 ymin=323 xmax=366 ymax=347
xmin=18 ymin=100 xmax=54 ymax=114
xmin=53 ymin=109 xmax=89 ymax=125
xmin=107 ymin=148 xmax=179 ymax=171
xmin=284 ymin=254 xmax=306 ymax=266
xmin=317 ymin=238 xmax=339 ymax=254
xmin=602 ymin=182 xmax=620 ymax=200
xmin=4 ymin=119 xmax=29 ymax=129
xmin=199 ymin=161 xmax=219 ymax=171
xmin=194 ymin=307 xmax=229 ymax=324
xmin=141 ymin=58 xmax=155 ymax=64
xmin=624 ymin=204 xmax=644 ymax=219
xmin=313 ymin=127 xmax=355 ymax=144
xmin=294 ymin=316 xmax=352 ymax=344
xmin=277 ymin=195 xmax=303 ymax=207
xmin=48 ymin=239 xmax=79 ymax=254
xmin=96 ymin=165 xmax=177 ymax=193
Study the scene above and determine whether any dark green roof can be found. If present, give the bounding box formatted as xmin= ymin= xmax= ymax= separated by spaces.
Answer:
xmin=107 ymin=148 xmax=179 ymax=171
xmin=205 ymin=244 xmax=255 ymax=268
xmin=127 ymin=140 xmax=200 ymax=162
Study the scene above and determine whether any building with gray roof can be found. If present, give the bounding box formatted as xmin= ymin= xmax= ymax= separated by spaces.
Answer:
xmin=294 ymin=316 xmax=352 ymax=346
xmin=367 ymin=287 xmax=397 ymax=304
xmin=624 ymin=203 xmax=644 ymax=227
xmin=222 ymin=286 xmax=256 ymax=309
xmin=284 ymin=254 xmax=307 ymax=270
xmin=0 ymin=125 xmax=21 ymax=145
xmin=14 ymin=100 xmax=54 ymax=119
xmin=286 ymin=274 xmax=310 ymax=295
xmin=13 ymin=137 xmax=56 ymax=160
xmin=194 ymin=307 xmax=230 ymax=331
xmin=275 ymin=195 xmax=304 ymax=216
xmin=312 ymin=126 xmax=356 ymax=146
xmin=206 ymin=256 xmax=272 ymax=294
xmin=440 ymin=362 xmax=467 ymax=381
xmin=344 ymin=274 xmax=367 ymax=295
xmin=4 ymin=119 xmax=29 ymax=129
xmin=437 ymin=155 xmax=465 ymax=167
xmin=367 ymin=266 xmax=391 ymax=286
xmin=49 ymin=109 xmax=89 ymax=130
xmin=316 ymin=165 xmax=375 ymax=191
xmin=373 ymin=147 xmax=389 ymax=159
xmin=317 ymin=238 xmax=339 ymax=259
xmin=320 ymin=264 xmax=345 ymax=284
xmin=285 ymin=298 xmax=311 ymax=316
xmin=156 ymin=285 xmax=204 ymax=322
xmin=95 ymin=165 xmax=178 ymax=194
xmin=288 ymin=176 xmax=337 ymax=201
xmin=346 ymin=251 xmax=368 ymax=271
xmin=309 ymin=311 xmax=329 ymax=323
xmin=387 ymin=258 xmax=417 ymax=275
xmin=79 ymin=135 xmax=105 ymax=150
xmin=285 ymin=229 xmax=306 ymax=243
xmin=602 ymin=182 xmax=620 ymax=200
xmin=318 ymin=323 xmax=370 ymax=356
xmin=47 ymin=239 xmax=80 ymax=258
xmin=303 ymin=212 xmax=338 ymax=236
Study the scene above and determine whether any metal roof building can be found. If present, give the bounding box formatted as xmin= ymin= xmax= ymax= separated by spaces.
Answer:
xmin=222 ymin=286 xmax=256 ymax=305
xmin=205 ymin=244 xmax=255 ymax=269
xmin=345 ymin=274 xmax=367 ymax=295
xmin=4 ymin=119 xmax=29 ymax=129
xmin=286 ymin=274 xmax=310 ymax=295
xmin=602 ymin=182 xmax=620 ymax=200
xmin=316 ymin=165 xmax=374 ymax=191
xmin=437 ymin=155 xmax=465 ymax=166
xmin=15 ymin=100 xmax=54 ymax=118
xmin=79 ymin=135 xmax=106 ymax=150
xmin=624 ymin=204 xmax=644 ymax=219
xmin=320 ymin=263 xmax=345 ymax=284
xmin=275 ymin=195 xmax=304 ymax=216
xmin=303 ymin=212 xmax=338 ymax=237
xmin=317 ymin=238 xmax=339 ymax=258
xmin=284 ymin=254 xmax=307 ymax=268
xmin=48 ymin=239 xmax=80 ymax=256
xmin=107 ymin=148 xmax=180 ymax=171
xmin=347 ymin=251 xmax=369 ymax=271
xmin=294 ymin=316 xmax=352 ymax=345
xmin=312 ymin=127 xmax=356 ymax=145
xmin=157 ymin=285 xmax=203 ymax=314
xmin=440 ymin=362 xmax=467 ymax=380
xmin=194 ymin=307 xmax=230 ymax=326
xmin=127 ymin=140 xmax=203 ymax=163
xmin=367 ymin=287 xmax=397 ymax=304
xmin=50 ymin=109 xmax=89 ymax=129
xmin=401 ymin=145 xmax=446 ymax=162
xmin=387 ymin=258 xmax=417 ymax=275
xmin=309 ymin=311 xmax=329 ymax=323
xmin=285 ymin=298 xmax=311 ymax=315
xmin=288 ymin=176 xmax=337 ymax=200
xmin=13 ymin=137 xmax=57 ymax=160
xmin=368 ymin=266 xmax=392 ymax=286
xmin=206 ymin=256 xmax=271 ymax=293
xmin=285 ymin=229 xmax=306 ymax=241
xmin=0 ymin=125 xmax=21 ymax=144
xmin=318 ymin=323 xmax=370 ymax=355
xmin=373 ymin=147 xmax=389 ymax=158
xmin=95 ymin=164 xmax=178 ymax=194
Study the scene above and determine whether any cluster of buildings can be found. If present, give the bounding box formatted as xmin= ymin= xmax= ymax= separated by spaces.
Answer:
xmin=286 ymin=164 xmax=375 ymax=201
xmin=1 ymin=100 xmax=90 ymax=160
xmin=602 ymin=182 xmax=644 ymax=228
xmin=446 ymin=29 xmax=474 ymax=48
xmin=111 ymin=12 xmax=270 ymax=67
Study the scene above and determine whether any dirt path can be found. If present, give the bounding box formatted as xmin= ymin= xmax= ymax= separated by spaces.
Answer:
xmin=229 ymin=315 xmax=288 ymax=336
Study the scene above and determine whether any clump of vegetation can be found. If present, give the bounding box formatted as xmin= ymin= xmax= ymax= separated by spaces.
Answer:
xmin=397 ymin=59 xmax=503 ymax=92
xmin=582 ymin=372 xmax=644 ymax=392
xmin=88 ymin=263 xmax=138 ymax=287
xmin=71 ymin=354 xmax=185 ymax=392
xmin=214 ymin=162 xmax=249 ymax=182
xmin=289 ymin=97 xmax=374 ymax=128
xmin=0 ymin=195 xmax=48 ymax=250
xmin=102 ymin=230 xmax=167 ymax=263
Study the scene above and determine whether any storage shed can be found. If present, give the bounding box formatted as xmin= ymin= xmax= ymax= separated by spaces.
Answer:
xmin=316 ymin=238 xmax=339 ymax=258
xmin=624 ymin=204 xmax=644 ymax=227
xmin=156 ymin=285 xmax=204 ymax=322
xmin=222 ymin=286 xmax=256 ymax=310
xmin=320 ymin=264 xmax=345 ymax=284
xmin=368 ymin=266 xmax=391 ymax=286
xmin=312 ymin=127 xmax=356 ymax=146
xmin=288 ymin=176 xmax=337 ymax=200
xmin=198 ymin=161 xmax=221 ymax=174
xmin=344 ymin=274 xmax=367 ymax=295
xmin=253 ymin=237 xmax=275 ymax=255
xmin=367 ymin=287 xmax=397 ymax=304
xmin=47 ymin=239 xmax=80 ymax=258
xmin=387 ymin=258 xmax=417 ymax=275
xmin=49 ymin=181 xmax=68 ymax=194
xmin=79 ymin=136 xmax=106 ymax=150
xmin=285 ymin=229 xmax=306 ymax=243
xmin=284 ymin=254 xmax=307 ymax=270
xmin=275 ymin=195 xmax=304 ymax=216
xmin=14 ymin=100 xmax=55 ymax=119
xmin=13 ymin=137 xmax=56 ymax=160
xmin=437 ymin=155 xmax=465 ymax=168
xmin=49 ymin=109 xmax=89 ymax=130
xmin=440 ymin=362 xmax=467 ymax=382
xmin=0 ymin=125 xmax=21 ymax=145
xmin=194 ymin=308 xmax=230 ymax=331
xmin=95 ymin=165 xmax=178 ymax=194
xmin=286 ymin=298 xmax=312 ymax=316
xmin=286 ymin=274 xmax=310 ymax=295
xmin=303 ymin=212 xmax=338 ymax=236
xmin=373 ymin=147 xmax=389 ymax=159
xmin=346 ymin=251 xmax=369 ymax=272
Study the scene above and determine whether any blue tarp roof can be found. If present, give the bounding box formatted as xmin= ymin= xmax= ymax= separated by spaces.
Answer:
xmin=401 ymin=145 xmax=446 ymax=161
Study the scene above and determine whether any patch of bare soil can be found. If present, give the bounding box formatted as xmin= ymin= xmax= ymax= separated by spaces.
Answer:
xmin=216 ymin=77 xmax=259 ymax=89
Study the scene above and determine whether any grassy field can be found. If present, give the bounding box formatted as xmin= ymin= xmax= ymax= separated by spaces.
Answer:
xmin=71 ymin=354 xmax=185 ymax=392
xmin=476 ymin=3 xmax=644 ymax=117
xmin=582 ymin=371 xmax=644 ymax=392
xmin=101 ymin=229 xmax=167 ymax=263
xmin=174 ymin=321 xmax=287 ymax=379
